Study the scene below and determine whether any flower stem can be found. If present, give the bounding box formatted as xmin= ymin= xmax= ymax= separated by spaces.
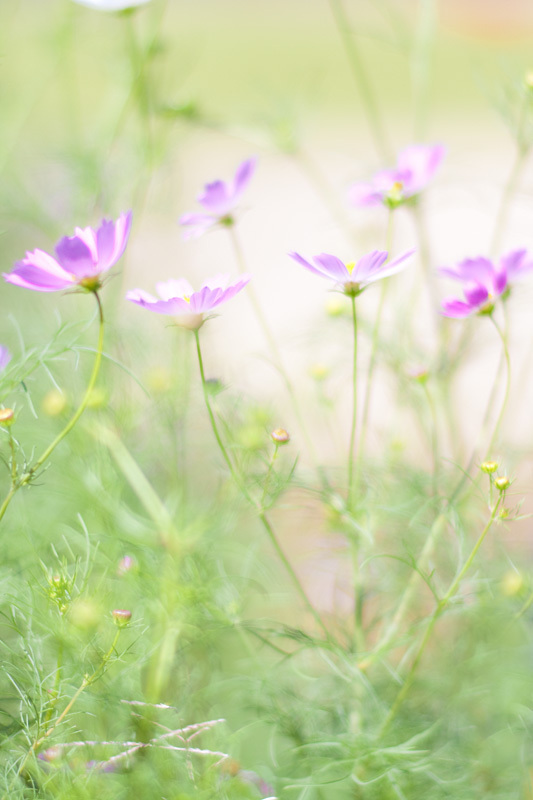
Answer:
xmin=0 ymin=292 xmax=105 ymax=526
xmin=193 ymin=329 xmax=331 ymax=641
xmin=378 ymin=499 xmax=501 ymax=738
xmin=228 ymin=226 xmax=327 ymax=486
xmin=485 ymin=315 xmax=511 ymax=457
xmin=347 ymin=295 xmax=358 ymax=510
xmin=9 ymin=628 xmax=121 ymax=793
xmin=327 ymin=0 xmax=392 ymax=161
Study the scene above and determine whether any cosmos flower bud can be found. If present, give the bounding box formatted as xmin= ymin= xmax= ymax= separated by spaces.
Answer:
xmin=525 ymin=71 xmax=533 ymax=90
xmin=309 ymin=363 xmax=329 ymax=381
xmin=494 ymin=476 xmax=510 ymax=492
xmin=407 ymin=365 xmax=429 ymax=383
xmin=501 ymin=570 xmax=524 ymax=596
xmin=112 ymin=609 xmax=132 ymax=627
xmin=117 ymin=555 xmax=135 ymax=576
xmin=271 ymin=428 xmax=290 ymax=445
xmin=481 ymin=461 xmax=498 ymax=474
xmin=0 ymin=408 xmax=15 ymax=426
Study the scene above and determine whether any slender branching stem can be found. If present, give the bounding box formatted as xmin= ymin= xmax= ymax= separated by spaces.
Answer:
xmin=378 ymin=498 xmax=502 ymax=738
xmin=0 ymin=292 xmax=105 ymax=526
xmin=327 ymin=0 xmax=392 ymax=161
xmin=193 ymin=329 xmax=331 ymax=641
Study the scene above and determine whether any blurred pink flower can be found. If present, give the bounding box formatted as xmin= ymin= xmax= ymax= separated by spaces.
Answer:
xmin=0 ymin=347 xmax=11 ymax=372
xmin=179 ymin=158 xmax=256 ymax=238
xmin=4 ymin=213 xmax=132 ymax=293
xmin=289 ymin=249 xmax=415 ymax=296
xmin=71 ymin=0 xmax=150 ymax=10
xmin=126 ymin=274 xmax=250 ymax=325
xmin=440 ymin=249 xmax=533 ymax=318
xmin=350 ymin=144 xmax=445 ymax=209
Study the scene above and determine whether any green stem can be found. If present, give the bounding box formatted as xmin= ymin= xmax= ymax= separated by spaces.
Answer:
xmin=347 ymin=295 xmax=358 ymax=510
xmin=228 ymin=226 xmax=327 ymax=486
xmin=422 ymin=381 xmax=439 ymax=494
xmin=327 ymin=0 xmax=392 ymax=161
xmin=193 ymin=329 xmax=331 ymax=641
xmin=358 ymin=513 xmax=447 ymax=671
xmin=261 ymin=443 xmax=279 ymax=508
xmin=378 ymin=499 xmax=501 ymax=737
xmin=10 ymin=628 xmax=121 ymax=793
xmin=485 ymin=315 xmax=511 ymax=458
xmin=0 ymin=293 xmax=105 ymax=526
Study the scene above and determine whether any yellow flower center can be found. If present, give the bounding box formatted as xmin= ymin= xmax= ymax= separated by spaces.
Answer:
xmin=346 ymin=261 xmax=356 ymax=275
xmin=183 ymin=295 xmax=191 ymax=303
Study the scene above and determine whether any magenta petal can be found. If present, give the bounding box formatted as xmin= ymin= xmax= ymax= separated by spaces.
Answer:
xmin=233 ymin=157 xmax=256 ymax=197
xmin=289 ymin=251 xmax=330 ymax=280
xmin=4 ymin=261 xmax=73 ymax=291
xmin=349 ymin=182 xmax=383 ymax=207
xmin=500 ymin=248 xmax=533 ymax=280
xmin=353 ymin=250 xmax=388 ymax=281
xmin=313 ymin=253 xmax=350 ymax=281
xmin=55 ymin=236 xmax=96 ymax=277
xmin=0 ymin=346 xmax=11 ymax=371
xmin=463 ymin=283 xmax=489 ymax=308
xmin=198 ymin=180 xmax=231 ymax=213
xmin=368 ymin=248 xmax=416 ymax=282
xmin=441 ymin=298 xmax=475 ymax=318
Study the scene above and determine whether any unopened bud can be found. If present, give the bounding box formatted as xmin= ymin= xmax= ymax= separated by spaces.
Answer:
xmin=481 ymin=461 xmax=498 ymax=474
xmin=117 ymin=555 xmax=135 ymax=576
xmin=0 ymin=408 xmax=14 ymax=426
xmin=495 ymin=476 xmax=510 ymax=492
xmin=112 ymin=609 xmax=132 ymax=627
xmin=525 ymin=71 xmax=533 ymax=90
xmin=407 ymin=365 xmax=429 ymax=383
xmin=271 ymin=428 xmax=290 ymax=445
xmin=325 ymin=296 xmax=346 ymax=317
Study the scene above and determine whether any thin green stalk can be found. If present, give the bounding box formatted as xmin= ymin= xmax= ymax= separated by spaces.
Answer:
xmin=228 ymin=226 xmax=327 ymax=484
xmin=356 ymin=211 xmax=394 ymax=483
xmin=261 ymin=443 xmax=279 ymax=508
xmin=193 ymin=329 xmax=331 ymax=641
xmin=347 ymin=295 xmax=358 ymax=510
xmin=378 ymin=499 xmax=501 ymax=738
xmin=358 ymin=513 xmax=447 ymax=671
xmin=411 ymin=0 xmax=437 ymax=140
xmin=0 ymin=292 xmax=105 ymax=526
xmin=449 ymin=313 xmax=511 ymax=505
xmin=422 ymin=381 xmax=439 ymax=494
xmin=328 ymin=0 xmax=392 ymax=161
xmin=9 ymin=629 xmax=121 ymax=794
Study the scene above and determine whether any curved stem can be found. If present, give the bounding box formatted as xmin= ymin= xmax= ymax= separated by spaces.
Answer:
xmin=378 ymin=499 xmax=501 ymax=738
xmin=193 ymin=329 xmax=331 ymax=641
xmin=327 ymin=0 xmax=392 ymax=161
xmin=485 ymin=315 xmax=511 ymax=458
xmin=347 ymin=295 xmax=358 ymax=510
xmin=422 ymin=381 xmax=439 ymax=494
xmin=0 ymin=293 xmax=105 ymax=526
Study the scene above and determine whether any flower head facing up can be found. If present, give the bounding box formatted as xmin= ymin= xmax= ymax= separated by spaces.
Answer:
xmin=350 ymin=144 xmax=445 ymax=209
xmin=289 ymin=249 xmax=415 ymax=296
xmin=126 ymin=274 xmax=250 ymax=329
xmin=179 ymin=158 xmax=256 ymax=238
xmin=4 ymin=212 xmax=132 ymax=294
xmin=440 ymin=249 xmax=533 ymax=318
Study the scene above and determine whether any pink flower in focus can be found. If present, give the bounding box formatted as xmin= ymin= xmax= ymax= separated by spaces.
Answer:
xmin=289 ymin=249 xmax=415 ymax=296
xmin=126 ymin=274 xmax=250 ymax=327
xmin=350 ymin=144 xmax=445 ymax=209
xmin=440 ymin=249 xmax=533 ymax=318
xmin=4 ymin=212 xmax=132 ymax=293
xmin=179 ymin=158 xmax=256 ymax=238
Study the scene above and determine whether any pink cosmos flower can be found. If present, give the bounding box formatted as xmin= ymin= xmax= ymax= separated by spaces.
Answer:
xmin=289 ymin=249 xmax=415 ymax=296
xmin=126 ymin=274 xmax=250 ymax=326
xmin=350 ymin=144 xmax=445 ymax=209
xmin=0 ymin=347 xmax=11 ymax=372
xmin=179 ymin=158 xmax=256 ymax=239
xmin=4 ymin=212 xmax=132 ymax=293
xmin=440 ymin=249 xmax=533 ymax=318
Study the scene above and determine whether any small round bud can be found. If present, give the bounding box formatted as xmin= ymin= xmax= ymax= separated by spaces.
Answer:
xmin=309 ymin=363 xmax=329 ymax=381
xmin=271 ymin=428 xmax=290 ymax=445
xmin=145 ymin=366 xmax=172 ymax=394
xmin=525 ymin=71 xmax=533 ymax=90
xmin=112 ymin=609 xmax=132 ymax=627
xmin=87 ymin=387 xmax=108 ymax=409
xmin=501 ymin=570 xmax=524 ymax=597
xmin=39 ymin=746 xmax=62 ymax=763
xmin=42 ymin=389 xmax=68 ymax=416
xmin=407 ymin=365 xmax=429 ymax=383
xmin=481 ymin=461 xmax=498 ymax=474
xmin=498 ymin=506 xmax=511 ymax=520
xmin=0 ymin=408 xmax=14 ymax=426
xmin=495 ymin=476 xmax=510 ymax=492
